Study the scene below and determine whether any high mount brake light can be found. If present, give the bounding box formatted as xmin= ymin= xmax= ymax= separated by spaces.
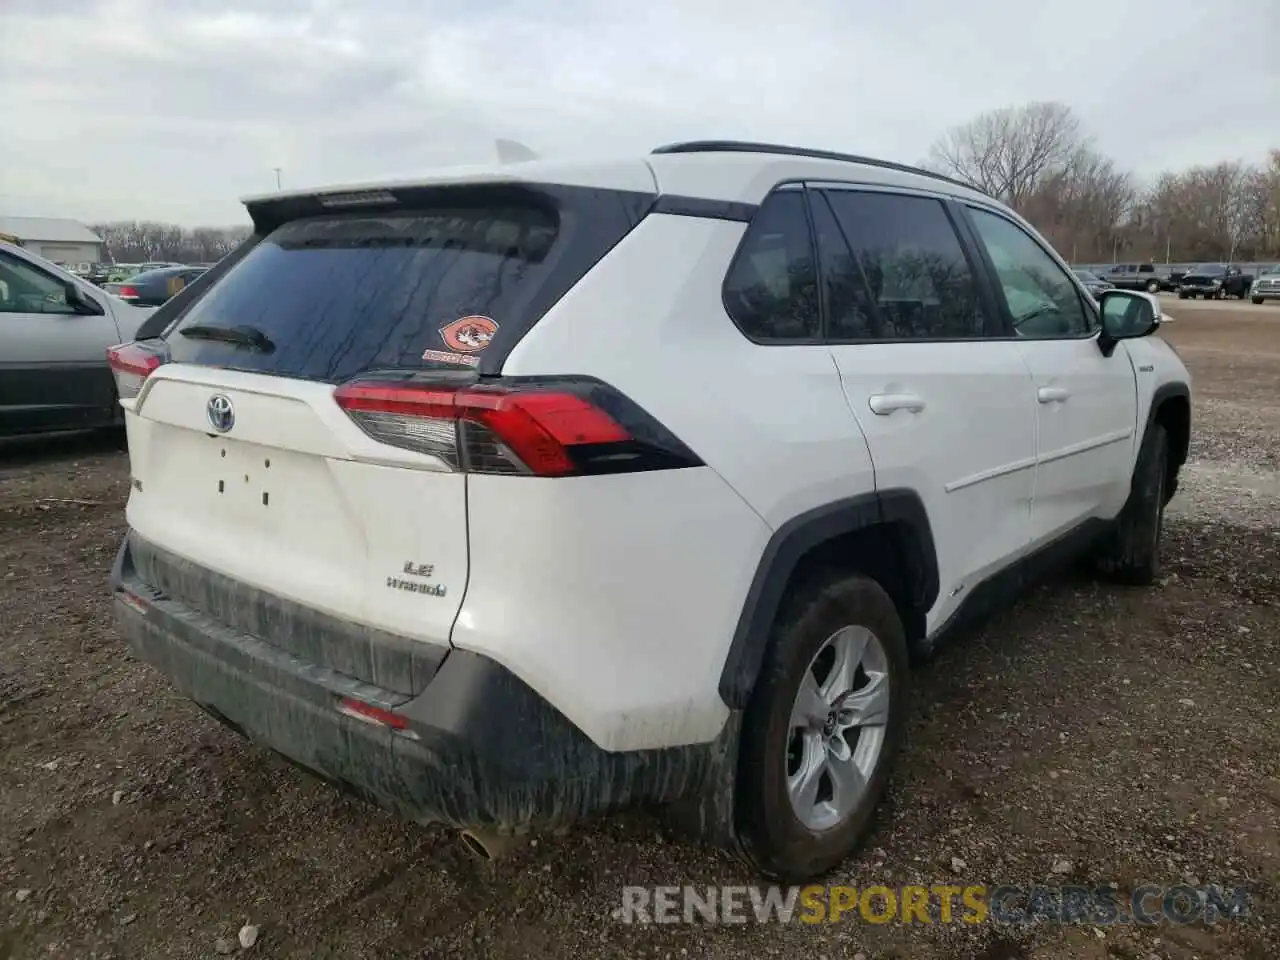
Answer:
xmin=106 ymin=342 xmax=166 ymax=400
xmin=333 ymin=379 xmax=700 ymax=477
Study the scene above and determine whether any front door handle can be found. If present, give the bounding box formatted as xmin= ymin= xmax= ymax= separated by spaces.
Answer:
xmin=868 ymin=393 xmax=926 ymax=416
xmin=1037 ymin=386 xmax=1070 ymax=404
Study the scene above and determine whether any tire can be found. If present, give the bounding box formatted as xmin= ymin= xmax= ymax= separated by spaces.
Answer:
xmin=1177 ymin=292 xmax=1188 ymax=300
xmin=1146 ymin=280 xmax=1161 ymax=294
xmin=1216 ymin=288 xmax=1227 ymax=300
xmin=1252 ymin=297 xmax=1264 ymax=305
xmin=735 ymin=573 xmax=909 ymax=881
xmin=1095 ymin=423 xmax=1169 ymax=586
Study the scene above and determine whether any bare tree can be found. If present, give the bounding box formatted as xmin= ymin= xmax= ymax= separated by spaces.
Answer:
xmin=1021 ymin=146 xmax=1135 ymax=262
xmin=927 ymin=102 xmax=1279 ymax=263
xmin=926 ymin=102 xmax=1082 ymax=209
xmin=91 ymin=222 xmax=251 ymax=264
xmin=1128 ymin=162 xmax=1259 ymax=261
xmin=91 ymin=127 xmax=1280 ymax=270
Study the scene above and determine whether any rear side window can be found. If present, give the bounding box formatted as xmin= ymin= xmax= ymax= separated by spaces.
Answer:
xmin=161 ymin=194 xmax=636 ymax=382
xmin=819 ymin=190 xmax=992 ymax=340
xmin=722 ymin=190 xmax=820 ymax=342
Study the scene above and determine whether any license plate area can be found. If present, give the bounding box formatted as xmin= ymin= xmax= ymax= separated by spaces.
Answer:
xmin=211 ymin=437 xmax=281 ymax=510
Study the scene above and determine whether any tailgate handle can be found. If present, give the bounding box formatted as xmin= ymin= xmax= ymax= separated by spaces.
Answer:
xmin=868 ymin=393 xmax=926 ymax=416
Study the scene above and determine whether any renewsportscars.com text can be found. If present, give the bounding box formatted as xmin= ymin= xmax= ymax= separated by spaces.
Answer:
xmin=614 ymin=883 xmax=1251 ymax=926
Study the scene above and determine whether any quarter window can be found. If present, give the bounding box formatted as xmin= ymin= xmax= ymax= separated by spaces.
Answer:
xmin=819 ymin=190 xmax=992 ymax=340
xmin=967 ymin=207 xmax=1092 ymax=339
xmin=723 ymin=190 xmax=820 ymax=342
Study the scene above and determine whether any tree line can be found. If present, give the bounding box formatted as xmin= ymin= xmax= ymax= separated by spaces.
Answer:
xmin=927 ymin=101 xmax=1279 ymax=264
xmin=90 ymin=222 xmax=251 ymax=265
xmin=92 ymin=107 xmax=1278 ymax=268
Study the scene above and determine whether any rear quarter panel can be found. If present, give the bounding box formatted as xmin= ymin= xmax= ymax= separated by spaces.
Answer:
xmin=487 ymin=213 xmax=876 ymax=751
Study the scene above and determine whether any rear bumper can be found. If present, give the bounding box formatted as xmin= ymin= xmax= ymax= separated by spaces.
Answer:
xmin=109 ymin=534 xmax=721 ymax=834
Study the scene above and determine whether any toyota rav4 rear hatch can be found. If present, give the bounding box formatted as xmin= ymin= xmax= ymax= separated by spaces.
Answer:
xmin=110 ymin=181 xmax=654 ymax=696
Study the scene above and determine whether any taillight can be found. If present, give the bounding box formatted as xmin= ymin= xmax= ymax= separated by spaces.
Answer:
xmin=333 ymin=377 xmax=702 ymax=477
xmin=117 ymin=285 xmax=139 ymax=298
xmin=106 ymin=341 xmax=167 ymax=399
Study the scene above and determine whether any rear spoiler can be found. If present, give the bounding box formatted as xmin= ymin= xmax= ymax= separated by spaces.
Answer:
xmin=240 ymin=179 xmax=569 ymax=235
xmin=241 ymin=141 xmax=540 ymax=233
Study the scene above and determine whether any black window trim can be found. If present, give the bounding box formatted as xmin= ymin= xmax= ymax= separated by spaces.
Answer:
xmin=811 ymin=182 xmax=1010 ymax=345
xmin=956 ymin=201 xmax=1101 ymax=343
xmin=721 ymin=180 xmax=1105 ymax=348
xmin=721 ymin=179 xmax=1015 ymax=347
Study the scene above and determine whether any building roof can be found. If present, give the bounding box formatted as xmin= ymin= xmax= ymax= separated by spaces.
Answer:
xmin=0 ymin=216 xmax=102 ymax=245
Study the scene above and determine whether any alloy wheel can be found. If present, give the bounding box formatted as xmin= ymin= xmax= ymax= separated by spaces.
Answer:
xmin=786 ymin=625 xmax=890 ymax=831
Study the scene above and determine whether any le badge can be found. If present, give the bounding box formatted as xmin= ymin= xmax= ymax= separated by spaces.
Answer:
xmin=422 ymin=316 xmax=499 ymax=367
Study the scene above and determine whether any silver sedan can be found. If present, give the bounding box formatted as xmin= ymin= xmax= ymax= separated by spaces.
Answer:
xmin=0 ymin=241 xmax=155 ymax=437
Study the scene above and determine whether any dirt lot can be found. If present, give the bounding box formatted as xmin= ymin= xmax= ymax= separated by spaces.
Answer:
xmin=2 ymin=302 xmax=1278 ymax=960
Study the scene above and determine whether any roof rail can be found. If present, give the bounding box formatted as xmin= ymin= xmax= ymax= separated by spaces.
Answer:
xmin=650 ymin=140 xmax=983 ymax=195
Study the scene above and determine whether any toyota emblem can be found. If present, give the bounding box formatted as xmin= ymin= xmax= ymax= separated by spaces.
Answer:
xmin=207 ymin=394 xmax=235 ymax=433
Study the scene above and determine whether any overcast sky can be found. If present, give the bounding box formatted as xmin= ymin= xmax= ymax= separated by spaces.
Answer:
xmin=1 ymin=0 xmax=1276 ymax=226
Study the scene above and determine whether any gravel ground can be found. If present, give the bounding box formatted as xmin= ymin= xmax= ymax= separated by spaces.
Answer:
xmin=1 ymin=303 xmax=1277 ymax=960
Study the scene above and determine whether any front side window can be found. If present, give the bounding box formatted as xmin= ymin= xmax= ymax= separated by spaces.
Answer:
xmin=820 ymin=189 xmax=991 ymax=340
xmin=967 ymin=207 xmax=1091 ymax=339
xmin=0 ymin=254 xmax=76 ymax=315
xmin=722 ymin=190 xmax=820 ymax=342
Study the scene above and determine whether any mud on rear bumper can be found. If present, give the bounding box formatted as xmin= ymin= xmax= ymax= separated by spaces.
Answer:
xmin=109 ymin=533 xmax=726 ymax=836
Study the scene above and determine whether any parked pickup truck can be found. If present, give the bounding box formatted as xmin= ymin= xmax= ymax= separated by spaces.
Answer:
xmin=1177 ymin=263 xmax=1253 ymax=300
xmin=1250 ymin=266 xmax=1280 ymax=304
xmin=1099 ymin=263 xmax=1180 ymax=294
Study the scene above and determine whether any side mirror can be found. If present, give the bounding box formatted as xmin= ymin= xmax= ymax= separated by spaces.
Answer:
xmin=64 ymin=281 xmax=105 ymax=316
xmin=1097 ymin=290 xmax=1159 ymax=356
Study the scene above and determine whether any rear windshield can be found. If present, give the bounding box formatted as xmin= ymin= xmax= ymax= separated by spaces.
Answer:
xmin=164 ymin=204 xmax=565 ymax=381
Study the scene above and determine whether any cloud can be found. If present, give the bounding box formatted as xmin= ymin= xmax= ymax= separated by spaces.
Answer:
xmin=1 ymin=0 xmax=1276 ymax=224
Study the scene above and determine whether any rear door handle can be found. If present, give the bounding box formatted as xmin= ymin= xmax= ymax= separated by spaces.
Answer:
xmin=868 ymin=393 xmax=926 ymax=415
xmin=1037 ymin=387 xmax=1070 ymax=404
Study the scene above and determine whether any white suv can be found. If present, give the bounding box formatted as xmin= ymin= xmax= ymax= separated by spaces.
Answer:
xmin=108 ymin=141 xmax=1191 ymax=881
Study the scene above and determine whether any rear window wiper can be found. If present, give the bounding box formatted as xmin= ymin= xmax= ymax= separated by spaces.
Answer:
xmin=178 ymin=324 xmax=276 ymax=352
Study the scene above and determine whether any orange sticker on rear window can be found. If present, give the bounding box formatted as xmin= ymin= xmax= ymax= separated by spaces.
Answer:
xmin=439 ymin=316 xmax=498 ymax=354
